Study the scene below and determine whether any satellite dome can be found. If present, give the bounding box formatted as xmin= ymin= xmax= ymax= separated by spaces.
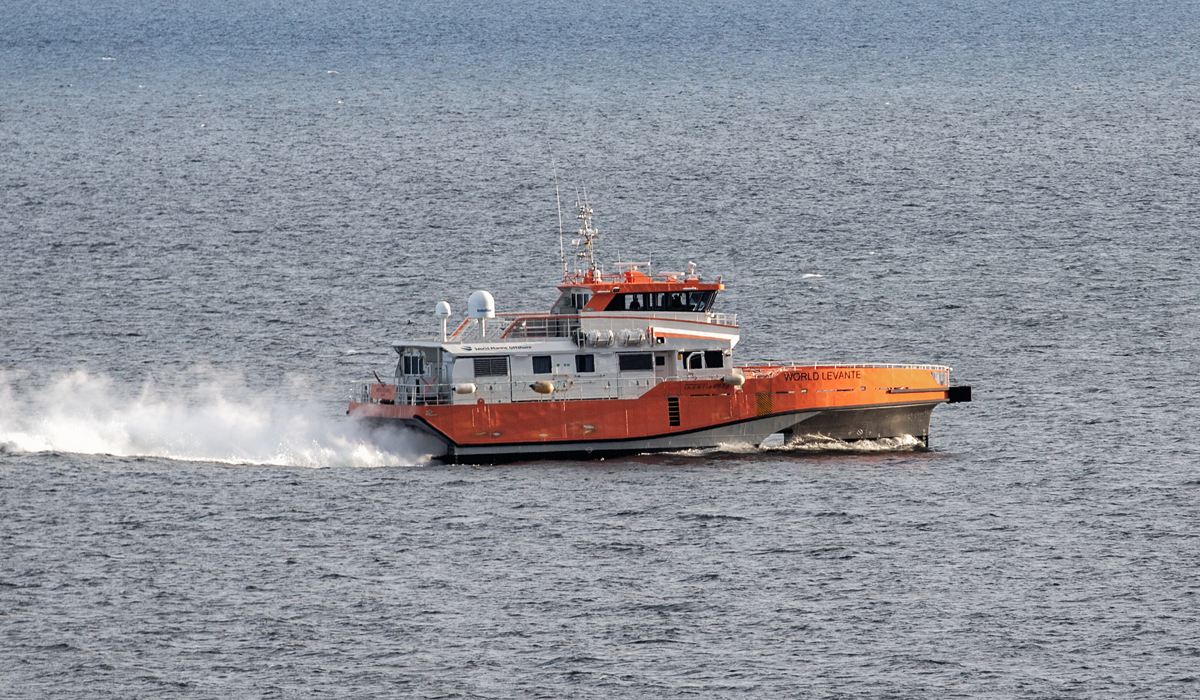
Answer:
xmin=467 ymin=290 xmax=495 ymax=319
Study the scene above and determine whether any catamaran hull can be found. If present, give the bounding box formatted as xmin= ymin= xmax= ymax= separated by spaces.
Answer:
xmin=362 ymin=401 xmax=941 ymax=465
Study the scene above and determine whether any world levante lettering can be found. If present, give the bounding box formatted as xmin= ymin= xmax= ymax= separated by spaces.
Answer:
xmin=781 ymin=369 xmax=864 ymax=382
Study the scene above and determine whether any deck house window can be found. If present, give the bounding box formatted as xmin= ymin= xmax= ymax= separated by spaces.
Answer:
xmin=618 ymin=353 xmax=654 ymax=371
xmin=704 ymin=350 xmax=724 ymax=369
xmin=473 ymin=356 xmax=509 ymax=377
xmin=402 ymin=355 xmax=424 ymax=375
xmin=532 ymin=356 xmax=552 ymax=374
xmin=575 ymin=354 xmax=595 ymax=373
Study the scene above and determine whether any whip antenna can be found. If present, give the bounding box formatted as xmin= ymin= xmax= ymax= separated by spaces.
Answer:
xmin=553 ymin=160 xmax=565 ymax=276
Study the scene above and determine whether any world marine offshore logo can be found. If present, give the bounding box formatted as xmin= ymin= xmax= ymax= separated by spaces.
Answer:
xmin=460 ymin=345 xmax=533 ymax=352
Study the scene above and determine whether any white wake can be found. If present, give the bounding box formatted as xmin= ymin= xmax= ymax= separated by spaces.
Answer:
xmin=760 ymin=433 xmax=925 ymax=452
xmin=0 ymin=369 xmax=431 ymax=467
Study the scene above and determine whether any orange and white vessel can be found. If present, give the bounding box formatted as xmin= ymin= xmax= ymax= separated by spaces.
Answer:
xmin=350 ymin=201 xmax=970 ymax=463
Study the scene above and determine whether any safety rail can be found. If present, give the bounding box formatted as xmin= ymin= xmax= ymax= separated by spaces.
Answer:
xmin=444 ymin=311 xmax=738 ymax=346
xmin=504 ymin=316 xmax=582 ymax=339
xmin=354 ymin=375 xmax=687 ymax=406
xmin=737 ymin=363 xmax=952 ymax=379
xmin=449 ymin=318 xmax=513 ymax=342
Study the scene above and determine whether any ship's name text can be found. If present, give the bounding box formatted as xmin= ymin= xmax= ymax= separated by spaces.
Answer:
xmin=782 ymin=370 xmax=863 ymax=382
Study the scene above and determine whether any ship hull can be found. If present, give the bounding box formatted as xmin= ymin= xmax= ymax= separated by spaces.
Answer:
xmin=351 ymin=365 xmax=969 ymax=465
xmin=361 ymin=401 xmax=940 ymax=465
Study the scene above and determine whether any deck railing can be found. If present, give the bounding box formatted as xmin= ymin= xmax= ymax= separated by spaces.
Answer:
xmin=504 ymin=316 xmax=582 ymax=339
xmin=355 ymin=374 xmax=676 ymax=406
xmin=447 ymin=312 xmax=737 ymax=344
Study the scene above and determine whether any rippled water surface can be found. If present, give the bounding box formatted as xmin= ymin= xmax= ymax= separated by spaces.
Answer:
xmin=3 ymin=1 xmax=1199 ymax=697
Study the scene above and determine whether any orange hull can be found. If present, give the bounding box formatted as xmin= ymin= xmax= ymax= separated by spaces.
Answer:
xmin=350 ymin=365 xmax=969 ymax=463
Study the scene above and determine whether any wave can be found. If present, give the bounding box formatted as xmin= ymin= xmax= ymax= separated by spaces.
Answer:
xmin=760 ymin=433 xmax=925 ymax=452
xmin=0 ymin=369 xmax=432 ymax=468
xmin=654 ymin=433 xmax=925 ymax=459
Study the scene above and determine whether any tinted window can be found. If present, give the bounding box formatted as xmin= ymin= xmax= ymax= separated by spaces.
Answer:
xmin=575 ymin=354 xmax=595 ymax=373
xmin=604 ymin=291 xmax=715 ymax=312
xmin=689 ymin=291 xmax=713 ymax=312
xmin=687 ymin=353 xmax=703 ymax=370
xmin=704 ymin=350 xmax=724 ymax=369
xmin=618 ymin=353 xmax=654 ymax=371
xmin=532 ymin=356 xmax=552 ymax=374
xmin=655 ymin=355 xmax=666 ymax=366
xmin=473 ymin=356 xmax=509 ymax=377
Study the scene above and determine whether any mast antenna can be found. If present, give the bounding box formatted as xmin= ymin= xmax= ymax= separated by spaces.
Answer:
xmin=553 ymin=159 xmax=565 ymax=276
xmin=574 ymin=186 xmax=599 ymax=274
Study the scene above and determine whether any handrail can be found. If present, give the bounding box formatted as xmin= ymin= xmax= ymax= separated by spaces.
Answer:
xmin=354 ymin=362 xmax=949 ymax=405
xmin=738 ymin=363 xmax=952 ymax=375
xmin=355 ymin=374 xmax=675 ymax=406
xmin=503 ymin=316 xmax=581 ymax=340
xmin=443 ymin=311 xmax=738 ymax=345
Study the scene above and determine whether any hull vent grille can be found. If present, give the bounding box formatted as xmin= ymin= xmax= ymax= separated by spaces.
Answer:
xmin=667 ymin=397 xmax=680 ymax=426
xmin=756 ymin=392 xmax=773 ymax=417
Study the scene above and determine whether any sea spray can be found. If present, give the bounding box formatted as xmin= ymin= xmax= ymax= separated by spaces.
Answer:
xmin=0 ymin=369 xmax=432 ymax=467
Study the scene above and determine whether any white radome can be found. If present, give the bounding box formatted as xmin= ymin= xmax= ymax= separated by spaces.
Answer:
xmin=467 ymin=290 xmax=495 ymax=319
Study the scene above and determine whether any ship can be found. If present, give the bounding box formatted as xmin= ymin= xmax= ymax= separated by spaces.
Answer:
xmin=350 ymin=200 xmax=971 ymax=464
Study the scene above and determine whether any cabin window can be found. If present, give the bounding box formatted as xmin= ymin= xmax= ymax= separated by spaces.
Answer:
xmin=687 ymin=353 xmax=703 ymax=370
xmin=618 ymin=353 xmax=654 ymax=371
xmin=704 ymin=350 xmax=724 ymax=369
xmin=402 ymin=355 xmax=424 ymax=375
xmin=660 ymin=290 xmax=716 ymax=312
xmin=473 ymin=356 xmax=509 ymax=377
xmin=570 ymin=291 xmax=592 ymax=309
xmin=603 ymin=291 xmax=715 ymax=312
xmin=575 ymin=354 xmax=595 ymax=373
xmin=532 ymin=356 xmax=552 ymax=374
xmin=655 ymin=355 xmax=666 ymax=367
xmin=690 ymin=291 xmax=713 ymax=311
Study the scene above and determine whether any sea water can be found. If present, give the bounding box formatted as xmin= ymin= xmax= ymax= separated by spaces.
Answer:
xmin=2 ymin=1 xmax=1198 ymax=696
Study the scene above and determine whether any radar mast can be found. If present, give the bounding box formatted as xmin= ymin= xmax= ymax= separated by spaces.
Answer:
xmin=572 ymin=191 xmax=600 ymax=278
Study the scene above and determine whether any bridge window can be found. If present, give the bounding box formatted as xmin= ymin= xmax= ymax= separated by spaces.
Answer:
xmin=532 ymin=356 xmax=552 ymax=374
xmin=618 ymin=353 xmax=654 ymax=371
xmin=575 ymin=354 xmax=595 ymax=373
xmin=473 ymin=356 xmax=509 ymax=377
xmin=402 ymin=355 xmax=424 ymax=375
xmin=704 ymin=350 xmax=724 ymax=369
xmin=603 ymin=291 xmax=716 ymax=312
xmin=571 ymin=291 xmax=592 ymax=309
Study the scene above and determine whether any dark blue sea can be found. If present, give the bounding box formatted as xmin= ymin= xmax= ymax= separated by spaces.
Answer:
xmin=3 ymin=1 xmax=1198 ymax=696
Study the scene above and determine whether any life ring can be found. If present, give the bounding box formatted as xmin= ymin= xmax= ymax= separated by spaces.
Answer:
xmin=552 ymin=374 xmax=574 ymax=392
